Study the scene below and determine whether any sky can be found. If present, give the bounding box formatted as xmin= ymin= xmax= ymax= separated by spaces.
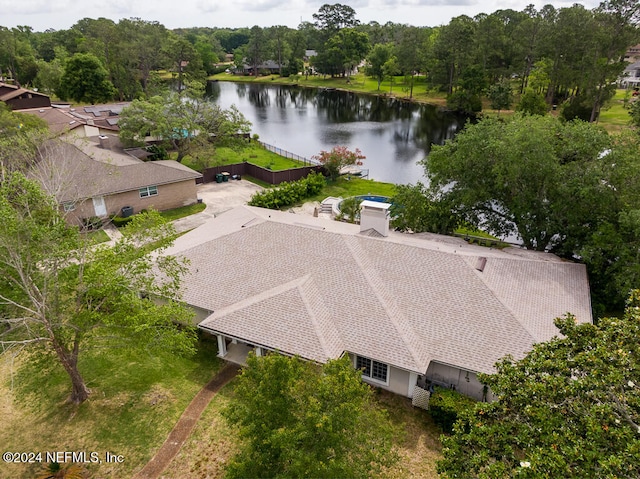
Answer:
xmin=1 ymin=0 xmax=602 ymax=32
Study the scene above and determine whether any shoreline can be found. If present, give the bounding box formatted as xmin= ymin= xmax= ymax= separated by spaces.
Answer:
xmin=208 ymin=73 xmax=450 ymax=109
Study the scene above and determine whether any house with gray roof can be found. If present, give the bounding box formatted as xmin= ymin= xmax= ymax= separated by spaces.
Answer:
xmin=32 ymin=135 xmax=202 ymax=225
xmin=165 ymin=204 xmax=592 ymax=400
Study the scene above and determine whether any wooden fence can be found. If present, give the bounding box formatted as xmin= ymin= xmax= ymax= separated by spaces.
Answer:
xmin=200 ymin=162 xmax=325 ymax=185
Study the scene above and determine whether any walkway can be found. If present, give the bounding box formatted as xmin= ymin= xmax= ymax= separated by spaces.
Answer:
xmin=132 ymin=363 xmax=241 ymax=479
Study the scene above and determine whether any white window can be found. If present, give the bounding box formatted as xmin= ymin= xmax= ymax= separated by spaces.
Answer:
xmin=139 ymin=185 xmax=158 ymax=198
xmin=356 ymin=355 xmax=388 ymax=384
xmin=62 ymin=202 xmax=76 ymax=212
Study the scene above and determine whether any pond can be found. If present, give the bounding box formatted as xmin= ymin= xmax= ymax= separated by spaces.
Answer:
xmin=207 ymin=81 xmax=466 ymax=185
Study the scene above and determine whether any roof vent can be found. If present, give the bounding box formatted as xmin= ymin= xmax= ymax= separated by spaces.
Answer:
xmin=475 ymin=257 xmax=487 ymax=272
xmin=98 ymin=135 xmax=110 ymax=149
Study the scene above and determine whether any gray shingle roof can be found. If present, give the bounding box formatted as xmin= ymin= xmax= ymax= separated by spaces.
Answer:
xmin=31 ymin=140 xmax=201 ymax=202
xmin=169 ymin=206 xmax=592 ymax=375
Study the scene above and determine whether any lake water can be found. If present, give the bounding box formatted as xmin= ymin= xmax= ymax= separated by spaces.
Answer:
xmin=207 ymin=81 xmax=466 ymax=185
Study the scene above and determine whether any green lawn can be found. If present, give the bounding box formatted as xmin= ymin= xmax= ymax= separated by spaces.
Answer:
xmin=159 ymin=202 xmax=207 ymax=221
xmin=304 ymin=177 xmax=398 ymax=204
xmin=211 ymin=72 xmax=437 ymax=103
xmin=84 ymin=229 xmax=111 ymax=244
xmin=181 ymin=144 xmax=308 ymax=172
xmin=0 ymin=338 xmax=222 ymax=478
xmin=598 ymin=89 xmax=633 ymax=132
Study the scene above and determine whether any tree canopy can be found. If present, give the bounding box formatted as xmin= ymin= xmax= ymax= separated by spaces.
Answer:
xmin=118 ymin=88 xmax=251 ymax=163
xmin=438 ymin=290 xmax=640 ymax=478
xmin=0 ymin=173 xmax=196 ymax=404
xmin=312 ymin=145 xmax=365 ymax=181
xmin=59 ymin=52 xmax=116 ymax=104
xmin=425 ymin=114 xmax=614 ymax=253
xmin=223 ymin=353 xmax=396 ymax=478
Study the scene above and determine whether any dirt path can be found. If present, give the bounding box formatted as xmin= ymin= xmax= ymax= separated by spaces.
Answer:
xmin=132 ymin=363 xmax=241 ymax=479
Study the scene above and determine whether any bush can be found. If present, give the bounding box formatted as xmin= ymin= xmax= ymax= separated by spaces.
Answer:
xmin=82 ymin=216 xmax=102 ymax=230
xmin=248 ymin=172 xmax=326 ymax=209
xmin=112 ymin=215 xmax=134 ymax=228
xmin=428 ymin=386 xmax=477 ymax=433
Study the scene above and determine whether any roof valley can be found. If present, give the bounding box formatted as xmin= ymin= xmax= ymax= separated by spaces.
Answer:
xmin=344 ymin=236 xmax=427 ymax=372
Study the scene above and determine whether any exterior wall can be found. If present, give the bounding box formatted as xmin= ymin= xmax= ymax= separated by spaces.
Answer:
xmin=61 ymin=179 xmax=198 ymax=225
xmin=347 ymin=353 xmax=414 ymax=397
xmin=387 ymin=366 xmax=411 ymax=396
xmin=6 ymin=94 xmax=51 ymax=110
xmin=104 ymin=180 xmax=198 ymax=217
xmin=191 ymin=306 xmax=213 ymax=327
xmin=426 ymin=362 xmax=493 ymax=401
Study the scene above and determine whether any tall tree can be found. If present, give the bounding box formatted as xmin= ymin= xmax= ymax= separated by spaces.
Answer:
xmin=429 ymin=16 xmax=476 ymax=94
xmin=312 ymin=3 xmax=360 ymax=32
xmin=59 ymin=52 xmax=116 ymax=104
xmin=223 ymin=354 xmax=396 ymax=479
xmin=244 ymin=25 xmax=269 ymax=76
xmin=438 ymin=290 xmax=640 ymax=478
xmin=395 ymin=26 xmax=428 ymax=99
xmin=425 ymin=114 xmax=614 ymax=252
xmin=0 ymin=174 xmax=196 ymax=404
xmin=366 ymin=43 xmax=393 ymax=90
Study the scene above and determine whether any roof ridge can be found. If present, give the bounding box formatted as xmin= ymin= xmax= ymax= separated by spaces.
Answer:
xmin=344 ymin=236 xmax=427 ymax=372
xmin=206 ymin=275 xmax=309 ymax=319
xmin=297 ymin=275 xmax=344 ymax=359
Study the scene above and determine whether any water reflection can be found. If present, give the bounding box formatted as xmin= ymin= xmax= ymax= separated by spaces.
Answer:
xmin=206 ymin=81 xmax=465 ymax=184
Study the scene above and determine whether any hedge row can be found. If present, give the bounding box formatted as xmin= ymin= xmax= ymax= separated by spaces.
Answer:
xmin=248 ymin=172 xmax=326 ymax=209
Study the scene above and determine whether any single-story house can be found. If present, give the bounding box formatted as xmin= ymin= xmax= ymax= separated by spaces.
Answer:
xmin=242 ymin=60 xmax=283 ymax=75
xmin=31 ymin=135 xmax=202 ymax=225
xmin=165 ymin=203 xmax=592 ymax=401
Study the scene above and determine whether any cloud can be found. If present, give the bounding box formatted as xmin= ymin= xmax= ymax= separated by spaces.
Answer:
xmin=196 ymin=0 xmax=291 ymax=15
xmin=0 ymin=0 xmax=72 ymax=15
xmin=378 ymin=0 xmax=476 ymax=6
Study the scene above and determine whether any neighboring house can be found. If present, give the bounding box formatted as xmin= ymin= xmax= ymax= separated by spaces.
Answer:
xmin=624 ymin=44 xmax=640 ymax=62
xmin=242 ymin=60 xmax=283 ymax=75
xmin=31 ymin=135 xmax=202 ymax=225
xmin=20 ymin=102 xmax=128 ymax=138
xmin=620 ymin=60 xmax=640 ymax=89
xmin=0 ymin=82 xmax=51 ymax=110
xmin=165 ymin=204 xmax=592 ymax=401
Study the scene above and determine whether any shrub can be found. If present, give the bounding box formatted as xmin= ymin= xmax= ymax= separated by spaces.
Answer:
xmin=248 ymin=172 xmax=326 ymax=209
xmin=112 ymin=215 xmax=134 ymax=228
xmin=82 ymin=216 xmax=102 ymax=230
xmin=428 ymin=386 xmax=477 ymax=433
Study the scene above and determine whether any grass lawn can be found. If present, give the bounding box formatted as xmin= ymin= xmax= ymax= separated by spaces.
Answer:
xmin=181 ymin=144 xmax=308 ymax=172
xmin=159 ymin=202 xmax=207 ymax=221
xmin=84 ymin=229 xmax=111 ymax=244
xmin=162 ymin=380 xmax=443 ymax=479
xmin=0 ymin=337 xmax=222 ymax=479
xmin=304 ymin=177 xmax=398 ymax=204
xmin=598 ymin=89 xmax=633 ymax=133
xmin=211 ymin=72 xmax=440 ymax=104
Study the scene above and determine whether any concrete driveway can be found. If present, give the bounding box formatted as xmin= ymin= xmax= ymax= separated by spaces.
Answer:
xmin=171 ymin=179 xmax=263 ymax=233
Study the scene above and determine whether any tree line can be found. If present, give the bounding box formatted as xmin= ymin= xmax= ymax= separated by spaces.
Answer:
xmin=1 ymin=1 xmax=638 ymax=117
